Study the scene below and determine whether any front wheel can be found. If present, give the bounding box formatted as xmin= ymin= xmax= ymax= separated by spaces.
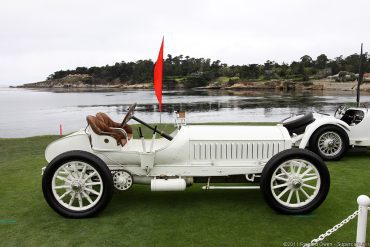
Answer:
xmin=309 ymin=125 xmax=349 ymax=161
xmin=260 ymin=149 xmax=330 ymax=214
xmin=42 ymin=151 xmax=113 ymax=218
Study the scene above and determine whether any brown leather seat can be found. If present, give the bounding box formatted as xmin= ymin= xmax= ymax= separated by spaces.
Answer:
xmin=96 ymin=112 xmax=121 ymax=128
xmin=96 ymin=112 xmax=133 ymax=140
xmin=86 ymin=115 xmax=127 ymax=146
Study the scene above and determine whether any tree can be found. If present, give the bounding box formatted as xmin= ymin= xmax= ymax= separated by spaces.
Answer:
xmin=264 ymin=60 xmax=274 ymax=71
xmin=300 ymin=55 xmax=313 ymax=67
xmin=278 ymin=63 xmax=289 ymax=78
xmin=290 ymin=61 xmax=301 ymax=75
xmin=315 ymin=54 xmax=328 ymax=69
xmin=327 ymin=60 xmax=340 ymax=75
xmin=344 ymin=54 xmax=360 ymax=73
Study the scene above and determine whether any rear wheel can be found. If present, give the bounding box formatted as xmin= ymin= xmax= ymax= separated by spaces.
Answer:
xmin=42 ymin=151 xmax=113 ymax=218
xmin=260 ymin=149 xmax=330 ymax=214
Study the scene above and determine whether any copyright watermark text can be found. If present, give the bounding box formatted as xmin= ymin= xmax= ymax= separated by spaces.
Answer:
xmin=282 ymin=242 xmax=369 ymax=247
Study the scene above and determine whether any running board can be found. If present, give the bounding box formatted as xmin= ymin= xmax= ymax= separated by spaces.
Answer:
xmin=202 ymin=185 xmax=260 ymax=190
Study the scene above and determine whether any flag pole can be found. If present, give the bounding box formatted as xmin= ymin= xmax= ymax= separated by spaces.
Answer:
xmin=357 ymin=43 xmax=363 ymax=107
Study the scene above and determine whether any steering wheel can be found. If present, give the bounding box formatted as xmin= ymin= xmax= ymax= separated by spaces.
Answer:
xmin=334 ymin=105 xmax=347 ymax=119
xmin=121 ymin=103 xmax=137 ymax=127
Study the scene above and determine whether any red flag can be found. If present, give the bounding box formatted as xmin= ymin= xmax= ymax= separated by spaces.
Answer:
xmin=154 ymin=37 xmax=164 ymax=112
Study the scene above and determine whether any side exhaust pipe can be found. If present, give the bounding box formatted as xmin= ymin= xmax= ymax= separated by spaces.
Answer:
xmin=151 ymin=178 xmax=186 ymax=191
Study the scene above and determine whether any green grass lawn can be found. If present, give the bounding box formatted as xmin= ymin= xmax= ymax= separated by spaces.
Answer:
xmin=0 ymin=125 xmax=369 ymax=246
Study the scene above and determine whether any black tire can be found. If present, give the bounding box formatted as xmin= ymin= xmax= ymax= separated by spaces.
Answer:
xmin=260 ymin=149 xmax=330 ymax=214
xmin=42 ymin=151 xmax=113 ymax=218
xmin=309 ymin=125 xmax=349 ymax=161
xmin=283 ymin=112 xmax=314 ymax=130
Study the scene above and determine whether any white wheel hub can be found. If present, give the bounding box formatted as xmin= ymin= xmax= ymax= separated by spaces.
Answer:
xmin=71 ymin=181 xmax=82 ymax=192
xmin=113 ymin=171 xmax=133 ymax=191
xmin=270 ymin=159 xmax=321 ymax=208
xmin=290 ymin=176 xmax=302 ymax=189
xmin=318 ymin=131 xmax=342 ymax=156
xmin=52 ymin=161 xmax=103 ymax=211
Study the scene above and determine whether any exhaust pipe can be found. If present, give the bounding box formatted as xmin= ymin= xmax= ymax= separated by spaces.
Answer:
xmin=151 ymin=178 xmax=186 ymax=191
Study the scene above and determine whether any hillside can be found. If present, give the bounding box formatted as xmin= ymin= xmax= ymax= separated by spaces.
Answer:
xmin=16 ymin=53 xmax=370 ymax=90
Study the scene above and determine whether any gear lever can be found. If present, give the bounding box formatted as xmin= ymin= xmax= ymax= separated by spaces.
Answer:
xmin=137 ymin=127 xmax=146 ymax=152
xmin=149 ymin=126 xmax=157 ymax=152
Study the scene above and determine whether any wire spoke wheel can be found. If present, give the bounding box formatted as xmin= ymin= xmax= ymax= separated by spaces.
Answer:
xmin=270 ymin=159 xmax=321 ymax=208
xmin=52 ymin=161 xmax=103 ymax=211
xmin=310 ymin=126 xmax=348 ymax=161
xmin=261 ymin=149 xmax=330 ymax=214
xmin=318 ymin=131 xmax=342 ymax=157
xmin=43 ymin=151 xmax=114 ymax=218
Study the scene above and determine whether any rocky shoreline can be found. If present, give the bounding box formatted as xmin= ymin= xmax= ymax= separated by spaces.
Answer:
xmin=13 ymin=74 xmax=153 ymax=89
xmin=14 ymin=83 xmax=152 ymax=89
xmin=14 ymin=74 xmax=370 ymax=92
xmin=218 ymin=79 xmax=370 ymax=92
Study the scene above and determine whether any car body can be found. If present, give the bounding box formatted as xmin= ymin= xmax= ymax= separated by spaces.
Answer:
xmin=46 ymin=125 xmax=292 ymax=177
xmin=42 ymin=104 xmax=330 ymax=218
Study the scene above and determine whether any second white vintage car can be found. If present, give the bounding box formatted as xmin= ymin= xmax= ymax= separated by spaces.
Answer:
xmin=283 ymin=105 xmax=370 ymax=161
xmin=42 ymin=104 xmax=330 ymax=218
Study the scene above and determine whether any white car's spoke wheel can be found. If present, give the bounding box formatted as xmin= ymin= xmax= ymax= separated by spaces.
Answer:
xmin=270 ymin=159 xmax=320 ymax=208
xmin=52 ymin=161 xmax=103 ymax=211
xmin=318 ymin=131 xmax=342 ymax=157
xmin=261 ymin=149 xmax=330 ymax=214
xmin=309 ymin=126 xmax=348 ymax=161
xmin=42 ymin=151 xmax=113 ymax=218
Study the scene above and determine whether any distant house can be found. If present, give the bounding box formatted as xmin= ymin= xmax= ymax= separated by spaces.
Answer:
xmin=327 ymin=71 xmax=356 ymax=82
xmin=363 ymin=73 xmax=370 ymax=82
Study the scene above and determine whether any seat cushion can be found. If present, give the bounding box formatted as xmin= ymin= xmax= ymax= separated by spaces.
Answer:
xmin=86 ymin=115 xmax=127 ymax=146
xmin=96 ymin=112 xmax=133 ymax=139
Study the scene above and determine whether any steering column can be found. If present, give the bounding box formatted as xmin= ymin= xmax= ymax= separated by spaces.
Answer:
xmin=132 ymin=116 xmax=173 ymax=141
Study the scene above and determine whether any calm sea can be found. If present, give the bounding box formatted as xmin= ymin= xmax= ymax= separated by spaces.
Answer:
xmin=0 ymin=87 xmax=369 ymax=138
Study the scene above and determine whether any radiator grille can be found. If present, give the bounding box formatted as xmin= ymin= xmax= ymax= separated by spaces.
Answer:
xmin=190 ymin=141 xmax=284 ymax=161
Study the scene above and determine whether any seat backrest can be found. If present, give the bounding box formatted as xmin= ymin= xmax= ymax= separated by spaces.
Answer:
xmin=96 ymin=112 xmax=133 ymax=137
xmin=86 ymin=115 xmax=125 ymax=146
xmin=86 ymin=115 xmax=110 ymax=134
xmin=96 ymin=112 xmax=121 ymax=128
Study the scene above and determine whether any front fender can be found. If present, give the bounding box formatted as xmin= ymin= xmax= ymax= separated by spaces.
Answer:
xmin=45 ymin=130 xmax=93 ymax=163
xmin=298 ymin=117 xmax=350 ymax=149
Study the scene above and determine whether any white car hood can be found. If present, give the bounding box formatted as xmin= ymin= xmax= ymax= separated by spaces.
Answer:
xmin=186 ymin=125 xmax=290 ymax=141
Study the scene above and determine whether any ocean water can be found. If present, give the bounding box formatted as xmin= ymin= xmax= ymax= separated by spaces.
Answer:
xmin=0 ymin=87 xmax=369 ymax=138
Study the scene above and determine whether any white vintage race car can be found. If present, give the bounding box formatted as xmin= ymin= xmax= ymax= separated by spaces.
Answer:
xmin=283 ymin=105 xmax=370 ymax=161
xmin=42 ymin=104 xmax=330 ymax=218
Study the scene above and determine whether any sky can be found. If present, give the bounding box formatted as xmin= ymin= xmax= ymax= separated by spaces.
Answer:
xmin=0 ymin=0 xmax=369 ymax=86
